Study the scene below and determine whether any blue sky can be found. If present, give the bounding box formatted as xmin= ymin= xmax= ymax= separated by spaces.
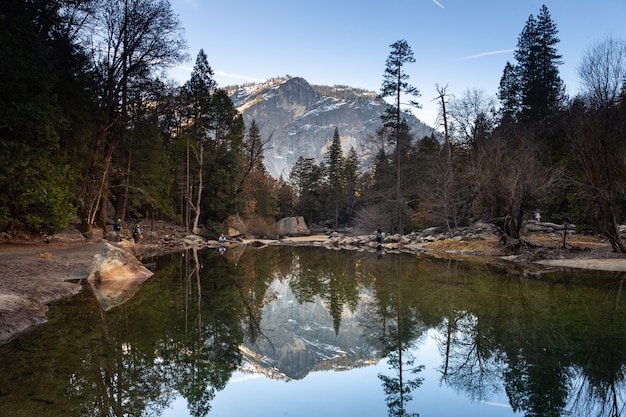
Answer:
xmin=167 ymin=0 xmax=626 ymax=128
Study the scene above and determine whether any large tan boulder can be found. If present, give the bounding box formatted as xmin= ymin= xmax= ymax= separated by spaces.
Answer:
xmin=87 ymin=243 xmax=153 ymax=282
xmin=224 ymin=214 xmax=247 ymax=237
xmin=276 ymin=216 xmax=310 ymax=236
xmin=87 ymin=243 xmax=154 ymax=311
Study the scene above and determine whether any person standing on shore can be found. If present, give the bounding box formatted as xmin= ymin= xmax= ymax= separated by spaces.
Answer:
xmin=132 ymin=223 xmax=143 ymax=243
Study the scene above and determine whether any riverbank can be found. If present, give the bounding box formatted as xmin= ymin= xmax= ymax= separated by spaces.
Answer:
xmin=0 ymin=241 xmax=106 ymax=344
xmin=0 ymin=230 xmax=624 ymax=345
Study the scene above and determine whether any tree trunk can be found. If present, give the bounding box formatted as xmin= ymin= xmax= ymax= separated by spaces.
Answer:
xmin=83 ymin=148 xmax=113 ymax=233
xmin=190 ymin=142 xmax=204 ymax=235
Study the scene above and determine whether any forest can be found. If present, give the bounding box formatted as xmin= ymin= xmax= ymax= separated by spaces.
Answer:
xmin=1 ymin=1 xmax=625 ymax=252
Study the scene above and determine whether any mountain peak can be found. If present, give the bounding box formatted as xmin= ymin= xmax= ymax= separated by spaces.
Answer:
xmin=228 ymin=76 xmax=432 ymax=179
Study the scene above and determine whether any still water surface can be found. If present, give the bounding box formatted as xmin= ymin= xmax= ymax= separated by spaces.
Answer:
xmin=1 ymin=245 xmax=625 ymax=417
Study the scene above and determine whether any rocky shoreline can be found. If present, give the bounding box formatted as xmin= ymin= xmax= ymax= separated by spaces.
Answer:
xmin=1 ymin=221 xmax=624 ymax=346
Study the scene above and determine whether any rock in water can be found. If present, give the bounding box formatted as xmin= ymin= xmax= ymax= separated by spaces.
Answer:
xmin=87 ymin=243 xmax=154 ymax=311
xmin=87 ymin=243 xmax=153 ymax=281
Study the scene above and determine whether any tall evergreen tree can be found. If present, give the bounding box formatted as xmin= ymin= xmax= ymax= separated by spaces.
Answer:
xmin=325 ymin=128 xmax=344 ymax=229
xmin=380 ymin=40 xmax=420 ymax=234
xmin=290 ymin=157 xmax=324 ymax=225
xmin=240 ymin=120 xmax=266 ymax=181
xmin=125 ymin=120 xmax=173 ymax=221
xmin=201 ymin=89 xmax=245 ymax=225
xmin=497 ymin=61 xmax=521 ymax=123
xmin=380 ymin=39 xmax=421 ymax=129
xmin=184 ymin=50 xmax=217 ymax=131
xmin=182 ymin=50 xmax=217 ymax=233
xmin=514 ymin=5 xmax=564 ymax=122
xmin=343 ymin=147 xmax=360 ymax=224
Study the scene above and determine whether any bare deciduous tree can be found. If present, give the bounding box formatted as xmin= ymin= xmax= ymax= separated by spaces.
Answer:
xmin=565 ymin=101 xmax=626 ymax=252
xmin=448 ymin=89 xmax=497 ymax=149
xmin=577 ymin=35 xmax=626 ymax=110
xmin=472 ymin=130 xmax=558 ymax=250
xmin=567 ymin=36 xmax=626 ymax=253
xmin=79 ymin=0 xmax=186 ymax=231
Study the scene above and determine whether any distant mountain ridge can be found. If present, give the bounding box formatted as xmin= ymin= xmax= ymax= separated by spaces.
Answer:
xmin=227 ymin=76 xmax=433 ymax=179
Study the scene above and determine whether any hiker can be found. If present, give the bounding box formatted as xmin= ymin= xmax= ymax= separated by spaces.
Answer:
xmin=132 ymin=223 xmax=143 ymax=243
xmin=376 ymin=226 xmax=383 ymax=244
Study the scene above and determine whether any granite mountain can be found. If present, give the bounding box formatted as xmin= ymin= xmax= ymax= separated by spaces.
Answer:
xmin=228 ymin=76 xmax=433 ymax=179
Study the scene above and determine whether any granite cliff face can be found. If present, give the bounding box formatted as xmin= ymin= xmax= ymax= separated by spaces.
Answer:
xmin=228 ymin=76 xmax=433 ymax=179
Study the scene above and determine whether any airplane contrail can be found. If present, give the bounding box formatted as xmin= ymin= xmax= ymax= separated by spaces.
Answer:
xmin=171 ymin=64 xmax=265 ymax=83
xmin=432 ymin=0 xmax=445 ymax=8
xmin=462 ymin=49 xmax=514 ymax=60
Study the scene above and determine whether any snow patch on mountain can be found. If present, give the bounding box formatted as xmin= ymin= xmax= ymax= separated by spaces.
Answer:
xmin=228 ymin=75 xmax=433 ymax=179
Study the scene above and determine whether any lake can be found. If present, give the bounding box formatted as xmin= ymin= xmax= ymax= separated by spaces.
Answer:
xmin=0 ymin=245 xmax=625 ymax=417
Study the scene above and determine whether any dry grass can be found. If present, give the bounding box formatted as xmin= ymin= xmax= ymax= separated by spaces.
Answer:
xmin=424 ymin=236 xmax=502 ymax=256
xmin=423 ymin=232 xmax=612 ymax=260
xmin=523 ymin=232 xmax=609 ymax=249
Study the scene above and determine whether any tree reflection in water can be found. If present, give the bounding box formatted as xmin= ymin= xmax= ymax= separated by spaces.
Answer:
xmin=2 ymin=248 xmax=626 ymax=417
xmin=431 ymin=261 xmax=626 ymax=417
xmin=568 ymin=272 xmax=626 ymax=417
xmin=363 ymin=254 xmax=425 ymax=417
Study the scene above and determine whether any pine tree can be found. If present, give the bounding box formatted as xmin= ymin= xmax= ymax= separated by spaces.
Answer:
xmin=380 ymin=39 xmax=421 ymax=129
xmin=182 ymin=50 xmax=217 ymax=233
xmin=290 ymin=157 xmax=324 ymax=225
xmin=343 ymin=147 xmax=360 ymax=223
xmin=202 ymin=89 xmax=245 ymax=223
xmin=497 ymin=61 xmax=521 ymax=122
xmin=514 ymin=5 xmax=564 ymax=121
xmin=184 ymin=50 xmax=217 ymax=130
xmin=380 ymin=40 xmax=420 ymax=234
xmin=125 ymin=120 xmax=174 ymax=221
xmin=325 ymin=128 xmax=344 ymax=229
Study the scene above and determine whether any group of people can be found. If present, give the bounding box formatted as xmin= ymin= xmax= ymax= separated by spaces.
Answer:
xmin=112 ymin=218 xmax=143 ymax=243
xmin=113 ymin=219 xmax=228 ymax=248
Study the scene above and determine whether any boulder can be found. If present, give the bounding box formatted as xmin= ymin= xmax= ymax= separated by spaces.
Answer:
xmin=105 ymin=231 xmax=121 ymax=242
xmin=49 ymin=227 xmax=86 ymax=244
xmin=224 ymin=214 xmax=247 ymax=237
xmin=276 ymin=216 xmax=310 ymax=236
xmin=87 ymin=244 xmax=154 ymax=311
xmin=87 ymin=243 xmax=153 ymax=282
xmin=182 ymin=234 xmax=207 ymax=249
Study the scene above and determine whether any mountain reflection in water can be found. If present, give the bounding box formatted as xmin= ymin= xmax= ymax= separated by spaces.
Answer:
xmin=1 ymin=245 xmax=625 ymax=417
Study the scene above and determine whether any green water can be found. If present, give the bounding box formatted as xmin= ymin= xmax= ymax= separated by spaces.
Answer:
xmin=1 ymin=245 xmax=625 ymax=417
